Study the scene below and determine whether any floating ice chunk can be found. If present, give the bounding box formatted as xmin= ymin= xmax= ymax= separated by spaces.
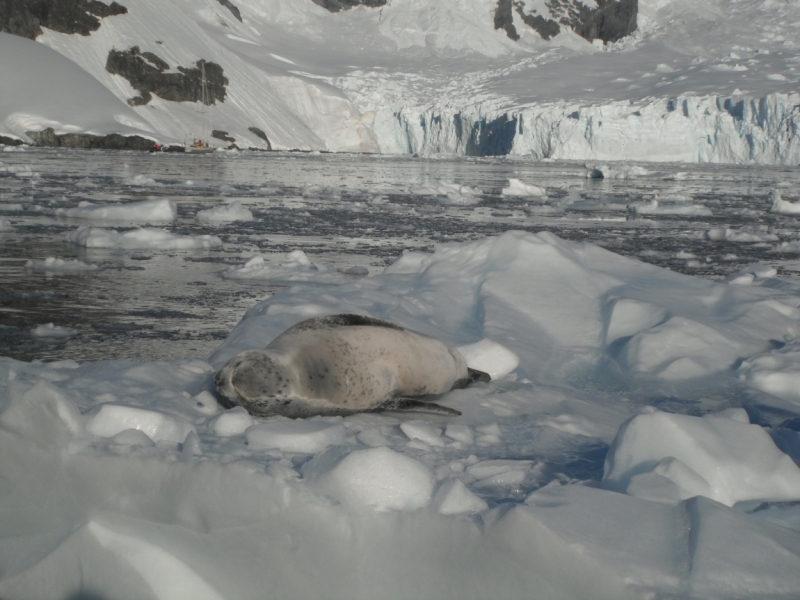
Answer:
xmin=540 ymin=414 xmax=603 ymax=438
xmin=410 ymin=181 xmax=481 ymax=205
xmin=25 ymin=257 xmax=98 ymax=274
xmin=381 ymin=250 xmax=431 ymax=274
xmin=125 ymin=174 xmax=158 ymax=186
xmin=0 ymin=216 xmax=13 ymax=231
xmin=457 ymin=339 xmax=519 ymax=379
xmin=603 ymin=408 xmax=800 ymax=506
xmin=245 ymin=420 xmax=347 ymax=453
xmin=86 ymin=404 xmax=196 ymax=444
xmin=222 ymin=250 xmax=348 ymax=284
xmin=770 ymin=189 xmax=800 ymax=215
xmin=55 ymin=199 xmax=177 ymax=223
xmin=210 ymin=407 xmax=255 ymax=437
xmin=68 ymin=227 xmax=222 ymax=250
xmin=315 ymin=446 xmax=435 ymax=512
xmin=707 ymin=227 xmax=778 ymax=242
xmin=400 ymin=420 xmax=445 ymax=446
xmin=587 ymin=164 xmax=651 ymax=179
xmin=501 ymin=178 xmax=546 ymax=197
xmin=31 ymin=323 xmax=77 ymax=338
xmin=431 ymin=478 xmax=488 ymax=514
xmin=196 ymin=200 xmax=254 ymax=223
xmin=629 ymin=199 xmax=712 ymax=216
xmin=738 ymin=341 xmax=800 ymax=403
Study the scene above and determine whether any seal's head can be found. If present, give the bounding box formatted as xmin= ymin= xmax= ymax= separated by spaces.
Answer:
xmin=214 ymin=350 xmax=298 ymax=416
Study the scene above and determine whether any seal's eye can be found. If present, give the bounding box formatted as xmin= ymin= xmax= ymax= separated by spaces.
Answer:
xmin=231 ymin=353 xmax=286 ymax=401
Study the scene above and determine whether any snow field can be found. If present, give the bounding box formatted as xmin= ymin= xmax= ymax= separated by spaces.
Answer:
xmin=4 ymin=230 xmax=800 ymax=597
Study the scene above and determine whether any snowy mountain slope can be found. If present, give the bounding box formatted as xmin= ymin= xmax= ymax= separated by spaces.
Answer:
xmin=0 ymin=33 xmax=156 ymax=142
xmin=1 ymin=0 xmax=799 ymax=161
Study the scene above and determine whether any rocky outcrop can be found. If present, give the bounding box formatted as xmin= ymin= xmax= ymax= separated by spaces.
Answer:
xmin=216 ymin=0 xmax=241 ymax=22
xmin=248 ymin=127 xmax=272 ymax=150
xmin=212 ymin=130 xmax=235 ymax=142
xmin=26 ymin=127 xmax=156 ymax=150
xmin=0 ymin=135 xmax=23 ymax=146
xmin=495 ymin=0 xmax=637 ymax=44
xmin=0 ymin=0 xmax=126 ymax=40
xmin=310 ymin=0 xmax=386 ymax=13
xmin=493 ymin=0 xmax=518 ymax=41
xmin=106 ymin=47 xmax=227 ymax=106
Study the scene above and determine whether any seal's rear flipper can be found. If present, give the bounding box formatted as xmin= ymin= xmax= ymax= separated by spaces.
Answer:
xmin=468 ymin=368 xmax=491 ymax=383
xmin=377 ymin=398 xmax=462 ymax=416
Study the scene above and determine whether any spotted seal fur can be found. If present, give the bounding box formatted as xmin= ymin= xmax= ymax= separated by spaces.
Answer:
xmin=214 ymin=314 xmax=491 ymax=417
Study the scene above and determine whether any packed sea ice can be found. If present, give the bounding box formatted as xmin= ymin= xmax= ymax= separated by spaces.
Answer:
xmin=3 ymin=231 xmax=800 ymax=599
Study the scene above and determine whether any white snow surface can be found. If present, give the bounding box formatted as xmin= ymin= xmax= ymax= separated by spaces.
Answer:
xmin=5 ymin=231 xmax=800 ymax=598
xmin=0 ymin=33 xmax=156 ymax=143
xmin=0 ymin=0 xmax=797 ymax=162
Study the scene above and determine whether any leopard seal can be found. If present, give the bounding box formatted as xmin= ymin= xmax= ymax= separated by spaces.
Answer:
xmin=214 ymin=314 xmax=490 ymax=418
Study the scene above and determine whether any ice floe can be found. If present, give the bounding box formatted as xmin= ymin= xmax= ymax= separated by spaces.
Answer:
xmin=501 ymin=178 xmax=546 ymax=197
xmin=55 ymin=199 xmax=177 ymax=223
xmin=196 ymin=200 xmax=254 ymax=223
xmin=222 ymin=250 xmax=348 ymax=284
xmin=24 ymin=257 xmax=98 ymax=274
xmin=68 ymin=227 xmax=222 ymax=250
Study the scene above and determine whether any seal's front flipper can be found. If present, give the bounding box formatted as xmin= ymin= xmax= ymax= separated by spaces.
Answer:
xmin=468 ymin=368 xmax=491 ymax=383
xmin=377 ymin=398 xmax=462 ymax=416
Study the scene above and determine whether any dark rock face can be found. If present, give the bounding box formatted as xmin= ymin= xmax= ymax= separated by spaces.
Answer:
xmin=216 ymin=0 xmax=241 ymax=22
xmin=311 ymin=0 xmax=386 ymax=13
xmin=0 ymin=0 xmax=126 ymax=40
xmin=496 ymin=0 xmax=637 ymax=44
xmin=212 ymin=130 xmax=235 ymax=142
xmin=106 ymin=47 xmax=227 ymax=106
xmin=0 ymin=135 xmax=23 ymax=146
xmin=493 ymin=0 xmax=519 ymax=41
xmin=248 ymin=127 xmax=272 ymax=150
xmin=27 ymin=127 xmax=156 ymax=150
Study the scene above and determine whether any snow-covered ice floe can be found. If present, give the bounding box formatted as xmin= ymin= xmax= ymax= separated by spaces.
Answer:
xmin=24 ymin=257 xmax=98 ymax=274
xmin=629 ymin=199 xmax=713 ymax=217
xmin=196 ymin=200 xmax=254 ymax=224
xmin=500 ymin=178 xmax=546 ymax=198
xmin=707 ymin=227 xmax=779 ymax=242
xmin=770 ymin=189 xmax=800 ymax=215
xmin=409 ymin=181 xmax=482 ymax=205
xmin=222 ymin=250 xmax=348 ymax=284
xmin=31 ymin=323 xmax=77 ymax=339
xmin=0 ymin=216 xmax=13 ymax=231
xmin=5 ymin=231 xmax=800 ymax=598
xmin=67 ymin=227 xmax=222 ymax=250
xmin=55 ymin=199 xmax=177 ymax=224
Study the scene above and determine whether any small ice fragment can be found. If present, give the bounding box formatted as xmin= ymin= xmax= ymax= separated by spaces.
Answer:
xmin=457 ymin=339 xmax=519 ymax=380
xmin=315 ymin=446 xmax=435 ymax=512
xmin=400 ymin=420 xmax=445 ymax=446
xmin=211 ymin=407 xmax=255 ymax=437
xmin=110 ymin=428 xmax=155 ymax=447
xmin=190 ymin=391 xmax=221 ymax=415
xmin=444 ymin=424 xmax=474 ymax=445
xmin=431 ymin=479 xmax=488 ymax=514
xmin=196 ymin=200 xmax=254 ymax=223
xmin=31 ymin=323 xmax=77 ymax=338
xmin=86 ymin=404 xmax=196 ymax=444
xmin=245 ymin=420 xmax=347 ymax=453
xmin=501 ymin=178 xmax=546 ymax=197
